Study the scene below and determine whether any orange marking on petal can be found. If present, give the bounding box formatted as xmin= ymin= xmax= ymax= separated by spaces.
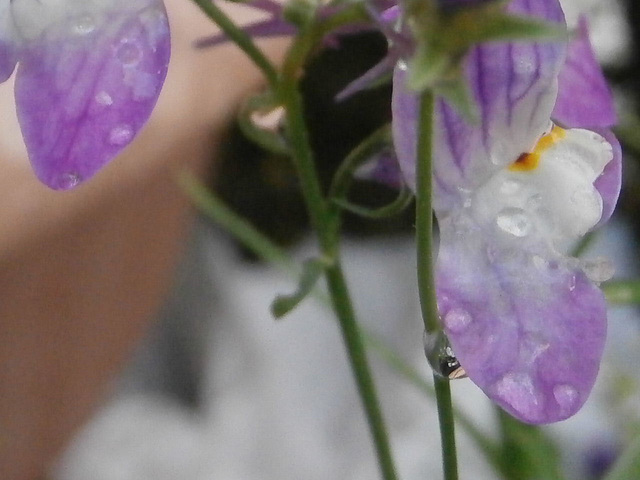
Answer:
xmin=509 ymin=125 xmax=566 ymax=172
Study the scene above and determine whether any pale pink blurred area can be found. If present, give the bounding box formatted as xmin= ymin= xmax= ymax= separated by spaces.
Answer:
xmin=0 ymin=1 xmax=287 ymax=479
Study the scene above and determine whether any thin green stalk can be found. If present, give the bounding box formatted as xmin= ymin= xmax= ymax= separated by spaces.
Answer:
xmin=329 ymin=124 xmax=392 ymax=200
xmin=603 ymin=280 xmax=640 ymax=304
xmin=415 ymin=91 xmax=459 ymax=480
xmin=178 ymin=172 xmax=296 ymax=271
xmin=364 ymin=332 xmax=503 ymax=471
xmin=279 ymin=35 xmax=399 ymax=480
xmin=191 ymin=0 xmax=279 ymax=87
xmin=182 ymin=176 xmax=503 ymax=475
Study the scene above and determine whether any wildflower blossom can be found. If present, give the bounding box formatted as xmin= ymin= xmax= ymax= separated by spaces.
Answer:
xmin=389 ymin=0 xmax=620 ymax=423
xmin=0 ymin=0 xmax=171 ymax=189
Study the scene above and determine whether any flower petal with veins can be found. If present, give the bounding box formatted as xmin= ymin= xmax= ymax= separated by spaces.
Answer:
xmin=387 ymin=0 xmax=620 ymax=423
xmin=393 ymin=0 xmax=566 ymax=213
xmin=437 ymin=214 xmax=607 ymax=423
xmin=553 ymin=17 xmax=617 ymax=130
xmin=4 ymin=0 xmax=170 ymax=189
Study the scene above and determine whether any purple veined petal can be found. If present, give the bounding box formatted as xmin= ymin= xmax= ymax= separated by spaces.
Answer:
xmin=0 ymin=39 xmax=18 ymax=83
xmin=336 ymin=54 xmax=395 ymax=102
xmin=436 ymin=213 xmax=607 ymax=424
xmin=14 ymin=1 xmax=171 ymax=190
xmin=552 ymin=17 xmax=617 ymax=129
xmin=354 ymin=147 xmax=404 ymax=188
xmin=392 ymin=0 xmax=566 ymax=214
xmin=195 ymin=18 xmax=296 ymax=49
xmin=593 ymin=129 xmax=622 ymax=227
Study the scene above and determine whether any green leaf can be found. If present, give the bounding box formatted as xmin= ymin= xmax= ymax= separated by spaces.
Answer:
xmin=271 ymin=258 xmax=330 ymax=318
xmin=463 ymin=13 xmax=570 ymax=45
xmin=282 ymin=0 xmax=317 ymax=29
xmin=603 ymin=435 xmax=640 ymax=480
xmin=603 ymin=280 xmax=640 ymax=305
xmin=497 ymin=409 xmax=565 ymax=480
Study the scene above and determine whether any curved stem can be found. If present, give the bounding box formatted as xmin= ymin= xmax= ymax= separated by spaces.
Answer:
xmin=191 ymin=0 xmax=279 ymax=87
xmin=415 ymin=91 xmax=459 ymax=480
xmin=279 ymin=35 xmax=399 ymax=480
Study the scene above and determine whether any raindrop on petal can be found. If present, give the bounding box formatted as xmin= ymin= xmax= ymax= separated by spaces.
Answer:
xmin=109 ymin=125 xmax=133 ymax=146
xmin=56 ymin=172 xmax=81 ymax=190
xmin=443 ymin=308 xmax=472 ymax=333
xmin=526 ymin=193 xmax=543 ymax=211
xmin=492 ymin=372 xmax=540 ymax=415
xmin=496 ymin=207 xmax=533 ymax=237
xmin=581 ymin=257 xmax=615 ymax=284
xmin=424 ymin=330 xmax=467 ymax=380
xmin=72 ymin=16 xmax=96 ymax=35
xmin=531 ymin=255 xmax=548 ymax=271
xmin=95 ymin=91 xmax=113 ymax=106
xmin=117 ymin=42 xmax=143 ymax=67
xmin=570 ymin=188 xmax=602 ymax=216
xmin=500 ymin=179 xmax=523 ymax=196
xmin=553 ymin=384 xmax=579 ymax=411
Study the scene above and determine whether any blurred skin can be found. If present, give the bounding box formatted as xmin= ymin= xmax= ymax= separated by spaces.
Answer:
xmin=0 ymin=1 xmax=287 ymax=479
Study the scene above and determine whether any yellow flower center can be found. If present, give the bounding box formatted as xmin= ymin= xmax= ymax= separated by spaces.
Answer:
xmin=509 ymin=125 xmax=567 ymax=172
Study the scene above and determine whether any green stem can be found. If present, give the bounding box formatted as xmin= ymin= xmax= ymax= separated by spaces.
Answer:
xmin=279 ymin=36 xmax=399 ymax=480
xmin=415 ymin=91 xmax=459 ymax=480
xmin=182 ymin=177 xmax=503 ymax=475
xmin=178 ymin=172 xmax=296 ymax=271
xmin=329 ymin=124 xmax=393 ymax=201
xmin=325 ymin=264 xmax=399 ymax=480
xmin=603 ymin=280 xmax=640 ymax=305
xmin=191 ymin=0 xmax=279 ymax=87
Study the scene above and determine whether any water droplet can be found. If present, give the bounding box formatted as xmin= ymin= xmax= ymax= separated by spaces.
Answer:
xmin=95 ymin=91 xmax=113 ymax=106
xmin=492 ymin=372 xmax=540 ymax=413
xmin=568 ymin=274 xmax=577 ymax=292
xmin=570 ymin=188 xmax=602 ymax=218
xmin=109 ymin=125 xmax=133 ymax=146
xmin=443 ymin=308 xmax=472 ymax=333
xmin=56 ymin=172 xmax=81 ymax=189
xmin=553 ymin=384 xmax=579 ymax=410
xmin=581 ymin=257 xmax=615 ymax=283
xmin=526 ymin=193 xmax=543 ymax=210
xmin=424 ymin=330 xmax=467 ymax=380
xmin=397 ymin=59 xmax=408 ymax=71
xmin=532 ymin=255 xmax=548 ymax=271
xmin=496 ymin=207 xmax=532 ymax=237
xmin=499 ymin=179 xmax=523 ymax=196
xmin=72 ymin=15 xmax=95 ymax=35
xmin=117 ymin=42 xmax=142 ymax=66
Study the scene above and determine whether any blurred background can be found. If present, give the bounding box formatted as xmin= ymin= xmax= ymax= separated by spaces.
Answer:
xmin=0 ymin=0 xmax=639 ymax=479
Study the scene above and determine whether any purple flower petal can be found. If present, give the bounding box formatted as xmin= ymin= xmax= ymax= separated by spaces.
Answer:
xmin=355 ymin=148 xmax=404 ymax=188
xmin=14 ymin=1 xmax=170 ymax=190
xmin=0 ymin=39 xmax=18 ymax=83
xmin=594 ymin=129 xmax=622 ymax=226
xmin=553 ymin=17 xmax=617 ymax=129
xmin=436 ymin=215 xmax=607 ymax=424
xmin=336 ymin=55 xmax=395 ymax=102
xmin=392 ymin=0 xmax=566 ymax=213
